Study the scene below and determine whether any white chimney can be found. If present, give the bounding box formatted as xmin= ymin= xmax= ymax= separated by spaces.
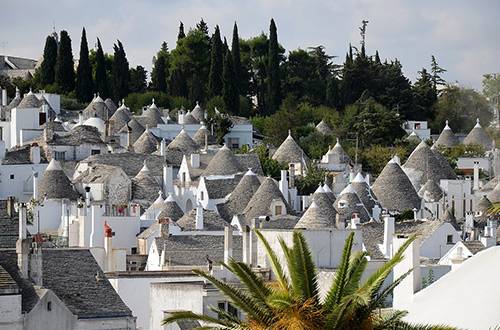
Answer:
xmin=85 ymin=187 xmax=91 ymax=207
xmin=0 ymin=140 xmax=6 ymax=159
xmin=89 ymin=204 xmax=104 ymax=248
xmin=31 ymin=144 xmax=40 ymax=165
xmin=78 ymin=111 xmax=84 ymax=125
xmin=473 ymin=161 xmax=479 ymax=190
xmin=33 ymin=171 xmax=39 ymax=201
xmin=178 ymin=110 xmax=185 ymax=125
xmin=279 ymin=170 xmax=288 ymax=203
xmin=2 ymin=88 xmax=7 ymax=106
xmin=349 ymin=169 xmax=355 ymax=182
xmin=191 ymin=153 xmax=200 ymax=168
xmin=18 ymin=203 xmax=27 ymax=240
xmin=224 ymin=225 xmax=233 ymax=264
xmin=350 ymin=214 xmax=360 ymax=229
xmin=382 ymin=215 xmax=395 ymax=258
xmin=195 ymin=202 xmax=203 ymax=230
xmin=160 ymin=139 xmax=166 ymax=157
xmin=104 ymin=221 xmax=113 ymax=271
xmin=163 ymin=165 xmax=174 ymax=195
xmin=289 ymin=164 xmax=295 ymax=188
xmin=16 ymin=201 xmax=29 ymax=279
xmin=392 ymin=235 xmax=421 ymax=311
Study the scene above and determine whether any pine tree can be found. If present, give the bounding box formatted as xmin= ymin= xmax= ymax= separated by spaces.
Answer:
xmin=75 ymin=27 xmax=93 ymax=103
xmin=231 ymin=22 xmax=243 ymax=96
xmin=94 ymin=38 xmax=109 ymax=98
xmin=189 ymin=73 xmax=205 ymax=106
xmin=208 ymin=25 xmax=223 ymax=97
xmin=222 ymin=49 xmax=239 ymax=114
xmin=129 ymin=65 xmax=147 ymax=93
xmin=55 ymin=30 xmax=75 ymax=92
xmin=112 ymin=40 xmax=130 ymax=102
xmin=430 ymin=55 xmax=447 ymax=89
xmin=178 ymin=21 xmax=185 ymax=40
xmin=412 ymin=68 xmax=437 ymax=120
xmin=170 ymin=67 xmax=188 ymax=98
xmin=267 ymin=18 xmax=282 ymax=115
xmin=40 ymin=35 xmax=58 ymax=86
xmin=151 ymin=56 xmax=167 ymax=92
xmin=325 ymin=76 xmax=340 ymax=110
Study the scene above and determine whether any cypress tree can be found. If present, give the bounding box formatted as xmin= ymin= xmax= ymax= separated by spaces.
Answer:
xmin=151 ymin=55 xmax=167 ymax=92
xmin=75 ymin=27 xmax=93 ymax=103
xmin=178 ymin=22 xmax=186 ymax=40
xmin=40 ymin=35 xmax=58 ymax=86
xmin=94 ymin=38 xmax=109 ymax=98
xmin=189 ymin=73 xmax=205 ymax=106
xmin=231 ymin=22 xmax=243 ymax=96
xmin=170 ymin=67 xmax=188 ymax=98
xmin=222 ymin=49 xmax=239 ymax=114
xmin=325 ymin=76 xmax=340 ymax=110
xmin=267 ymin=18 xmax=281 ymax=115
xmin=129 ymin=65 xmax=147 ymax=94
xmin=55 ymin=30 xmax=75 ymax=92
xmin=112 ymin=40 xmax=130 ymax=102
xmin=208 ymin=25 xmax=223 ymax=97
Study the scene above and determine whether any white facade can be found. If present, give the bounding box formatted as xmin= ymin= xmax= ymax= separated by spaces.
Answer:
xmin=403 ymin=120 xmax=431 ymax=140
xmin=0 ymin=160 xmax=48 ymax=202
xmin=440 ymin=178 xmax=473 ymax=220
xmin=10 ymin=107 xmax=40 ymax=148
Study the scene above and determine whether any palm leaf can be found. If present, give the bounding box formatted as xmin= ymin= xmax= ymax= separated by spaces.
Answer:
xmin=193 ymin=269 xmax=272 ymax=326
xmin=161 ymin=310 xmax=238 ymax=329
xmin=393 ymin=321 xmax=463 ymax=330
xmin=288 ymin=230 xmax=319 ymax=301
xmin=324 ymin=232 xmax=355 ymax=310
xmin=254 ymin=229 xmax=289 ymax=292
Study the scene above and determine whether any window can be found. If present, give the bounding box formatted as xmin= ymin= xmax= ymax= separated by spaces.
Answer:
xmin=91 ymin=149 xmax=101 ymax=155
xmin=275 ymin=205 xmax=282 ymax=215
xmin=200 ymin=191 xmax=204 ymax=200
xmin=182 ymin=172 xmax=186 ymax=182
xmin=9 ymin=174 xmax=14 ymax=180
xmin=217 ymin=301 xmax=238 ymax=319
xmin=54 ymin=151 xmax=65 ymax=160
xmin=447 ymin=235 xmax=453 ymax=244
xmin=227 ymin=137 xmax=240 ymax=150
xmin=47 ymin=301 xmax=52 ymax=311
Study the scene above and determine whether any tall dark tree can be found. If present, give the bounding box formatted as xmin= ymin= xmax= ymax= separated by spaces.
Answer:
xmin=208 ymin=25 xmax=223 ymax=98
xmin=94 ymin=38 xmax=109 ymax=98
xmin=189 ymin=73 xmax=205 ymax=106
xmin=129 ymin=65 xmax=147 ymax=94
xmin=151 ymin=42 xmax=170 ymax=93
xmin=196 ymin=18 xmax=211 ymax=48
xmin=267 ymin=18 xmax=282 ymax=115
xmin=325 ymin=76 xmax=341 ymax=109
xmin=177 ymin=21 xmax=186 ymax=40
xmin=40 ymin=35 xmax=58 ymax=86
xmin=231 ymin=22 xmax=243 ymax=96
xmin=75 ymin=27 xmax=93 ymax=102
xmin=112 ymin=40 xmax=130 ymax=102
xmin=430 ymin=55 xmax=446 ymax=90
xmin=170 ymin=67 xmax=188 ymax=98
xmin=55 ymin=30 xmax=75 ymax=92
xmin=222 ymin=49 xmax=239 ymax=114
xmin=412 ymin=68 xmax=437 ymax=121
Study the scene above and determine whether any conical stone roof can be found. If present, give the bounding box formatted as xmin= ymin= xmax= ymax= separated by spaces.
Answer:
xmin=184 ymin=111 xmax=199 ymax=124
xmin=442 ymin=208 xmax=459 ymax=230
xmin=6 ymin=90 xmax=21 ymax=111
xmin=327 ymin=139 xmax=351 ymax=164
xmin=371 ymin=158 xmax=421 ymax=212
xmin=333 ymin=185 xmax=371 ymax=222
xmin=243 ymin=177 xmax=292 ymax=220
xmin=295 ymin=202 xmax=333 ymax=229
xmin=191 ymin=102 xmax=204 ymax=121
xmin=119 ymin=118 xmax=145 ymax=145
xmin=310 ymin=190 xmax=337 ymax=222
xmin=165 ymin=128 xmax=200 ymax=165
xmin=436 ymin=121 xmax=460 ymax=147
xmin=480 ymin=176 xmax=500 ymax=191
xmin=133 ymin=128 xmax=159 ymax=154
xmin=351 ymin=172 xmax=379 ymax=212
xmin=316 ymin=120 xmax=333 ymax=135
xmin=406 ymin=131 xmax=420 ymax=142
xmin=272 ymin=132 xmax=310 ymax=164
xmin=418 ymin=179 xmax=443 ymax=201
xmin=104 ymin=98 xmax=117 ymax=117
xmin=18 ymin=91 xmax=42 ymax=109
xmin=38 ymin=159 xmax=80 ymax=200
xmin=109 ymin=108 xmax=131 ymax=134
xmin=430 ymin=145 xmax=457 ymax=181
xmin=475 ymin=195 xmax=491 ymax=213
xmin=193 ymin=125 xmax=218 ymax=147
xmin=322 ymin=183 xmax=336 ymax=203
xmin=158 ymin=193 xmax=184 ymax=222
xmin=402 ymin=140 xmax=456 ymax=190
xmin=132 ymin=161 xmax=162 ymax=207
xmin=217 ymin=169 xmax=261 ymax=221
xmin=463 ymin=119 xmax=494 ymax=150
xmin=142 ymin=100 xmax=165 ymax=127
xmin=83 ymin=95 xmax=109 ymax=120
xmin=204 ymin=145 xmax=242 ymax=176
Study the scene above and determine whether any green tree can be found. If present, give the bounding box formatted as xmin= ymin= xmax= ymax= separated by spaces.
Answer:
xmin=222 ymin=49 xmax=239 ymax=115
xmin=94 ymin=38 xmax=109 ymax=98
xmin=205 ymin=106 xmax=233 ymax=145
xmin=75 ymin=27 xmax=94 ymax=103
xmin=482 ymin=73 xmax=500 ymax=121
xmin=162 ymin=231 xmax=455 ymax=329
xmin=412 ymin=68 xmax=437 ymax=121
xmin=129 ymin=65 xmax=147 ymax=94
xmin=177 ymin=21 xmax=186 ymax=40
xmin=55 ymin=30 xmax=75 ymax=92
xmin=40 ymin=35 xmax=58 ymax=87
xmin=208 ymin=25 xmax=223 ymax=98
xmin=232 ymin=22 xmax=243 ymax=96
xmin=430 ymin=55 xmax=447 ymax=90
xmin=151 ymin=42 xmax=169 ymax=92
xmin=326 ymin=76 xmax=341 ymax=110
xmin=296 ymin=164 xmax=326 ymax=194
xmin=267 ymin=18 xmax=282 ymax=115
xmin=112 ymin=40 xmax=129 ymax=102
xmin=432 ymin=85 xmax=492 ymax=133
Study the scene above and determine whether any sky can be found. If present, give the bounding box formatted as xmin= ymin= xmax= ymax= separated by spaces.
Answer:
xmin=1 ymin=0 xmax=499 ymax=92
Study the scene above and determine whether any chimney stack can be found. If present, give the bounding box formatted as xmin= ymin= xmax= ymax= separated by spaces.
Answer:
xmin=195 ymin=202 xmax=203 ymax=230
xmin=279 ymin=170 xmax=288 ymax=203
xmin=16 ymin=202 xmax=29 ymax=278
xmin=104 ymin=221 xmax=113 ymax=271
xmin=473 ymin=161 xmax=480 ymax=190
xmin=382 ymin=214 xmax=395 ymax=258
xmin=224 ymin=225 xmax=233 ymax=264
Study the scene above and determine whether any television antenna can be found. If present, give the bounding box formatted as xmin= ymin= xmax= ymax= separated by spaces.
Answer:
xmin=0 ymin=42 xmax=7 ymax=55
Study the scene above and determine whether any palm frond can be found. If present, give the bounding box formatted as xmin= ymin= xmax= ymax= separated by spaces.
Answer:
xmin=192 ymin=269 xmax=272 ymax=326
xmin=343 ymin=250 xmax=369 ymax=297
xmin=254 ymin=229 xmax=289 ymax=292
xmin=287 ymin=230 xmax=319 ymax=301
xmin=373 ymin=309 xmax=408 ymax=328
xmin=161 ymin=310 xmax=235 ymax=329
xmin=394 ymin=321 xmax=463 ymax=330
xmin=323 ymin=232 xmax=355 ymax=310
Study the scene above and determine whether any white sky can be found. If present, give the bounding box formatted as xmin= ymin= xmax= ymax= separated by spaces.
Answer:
xmin=2 ymin=0 xmax=499 ymax=92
